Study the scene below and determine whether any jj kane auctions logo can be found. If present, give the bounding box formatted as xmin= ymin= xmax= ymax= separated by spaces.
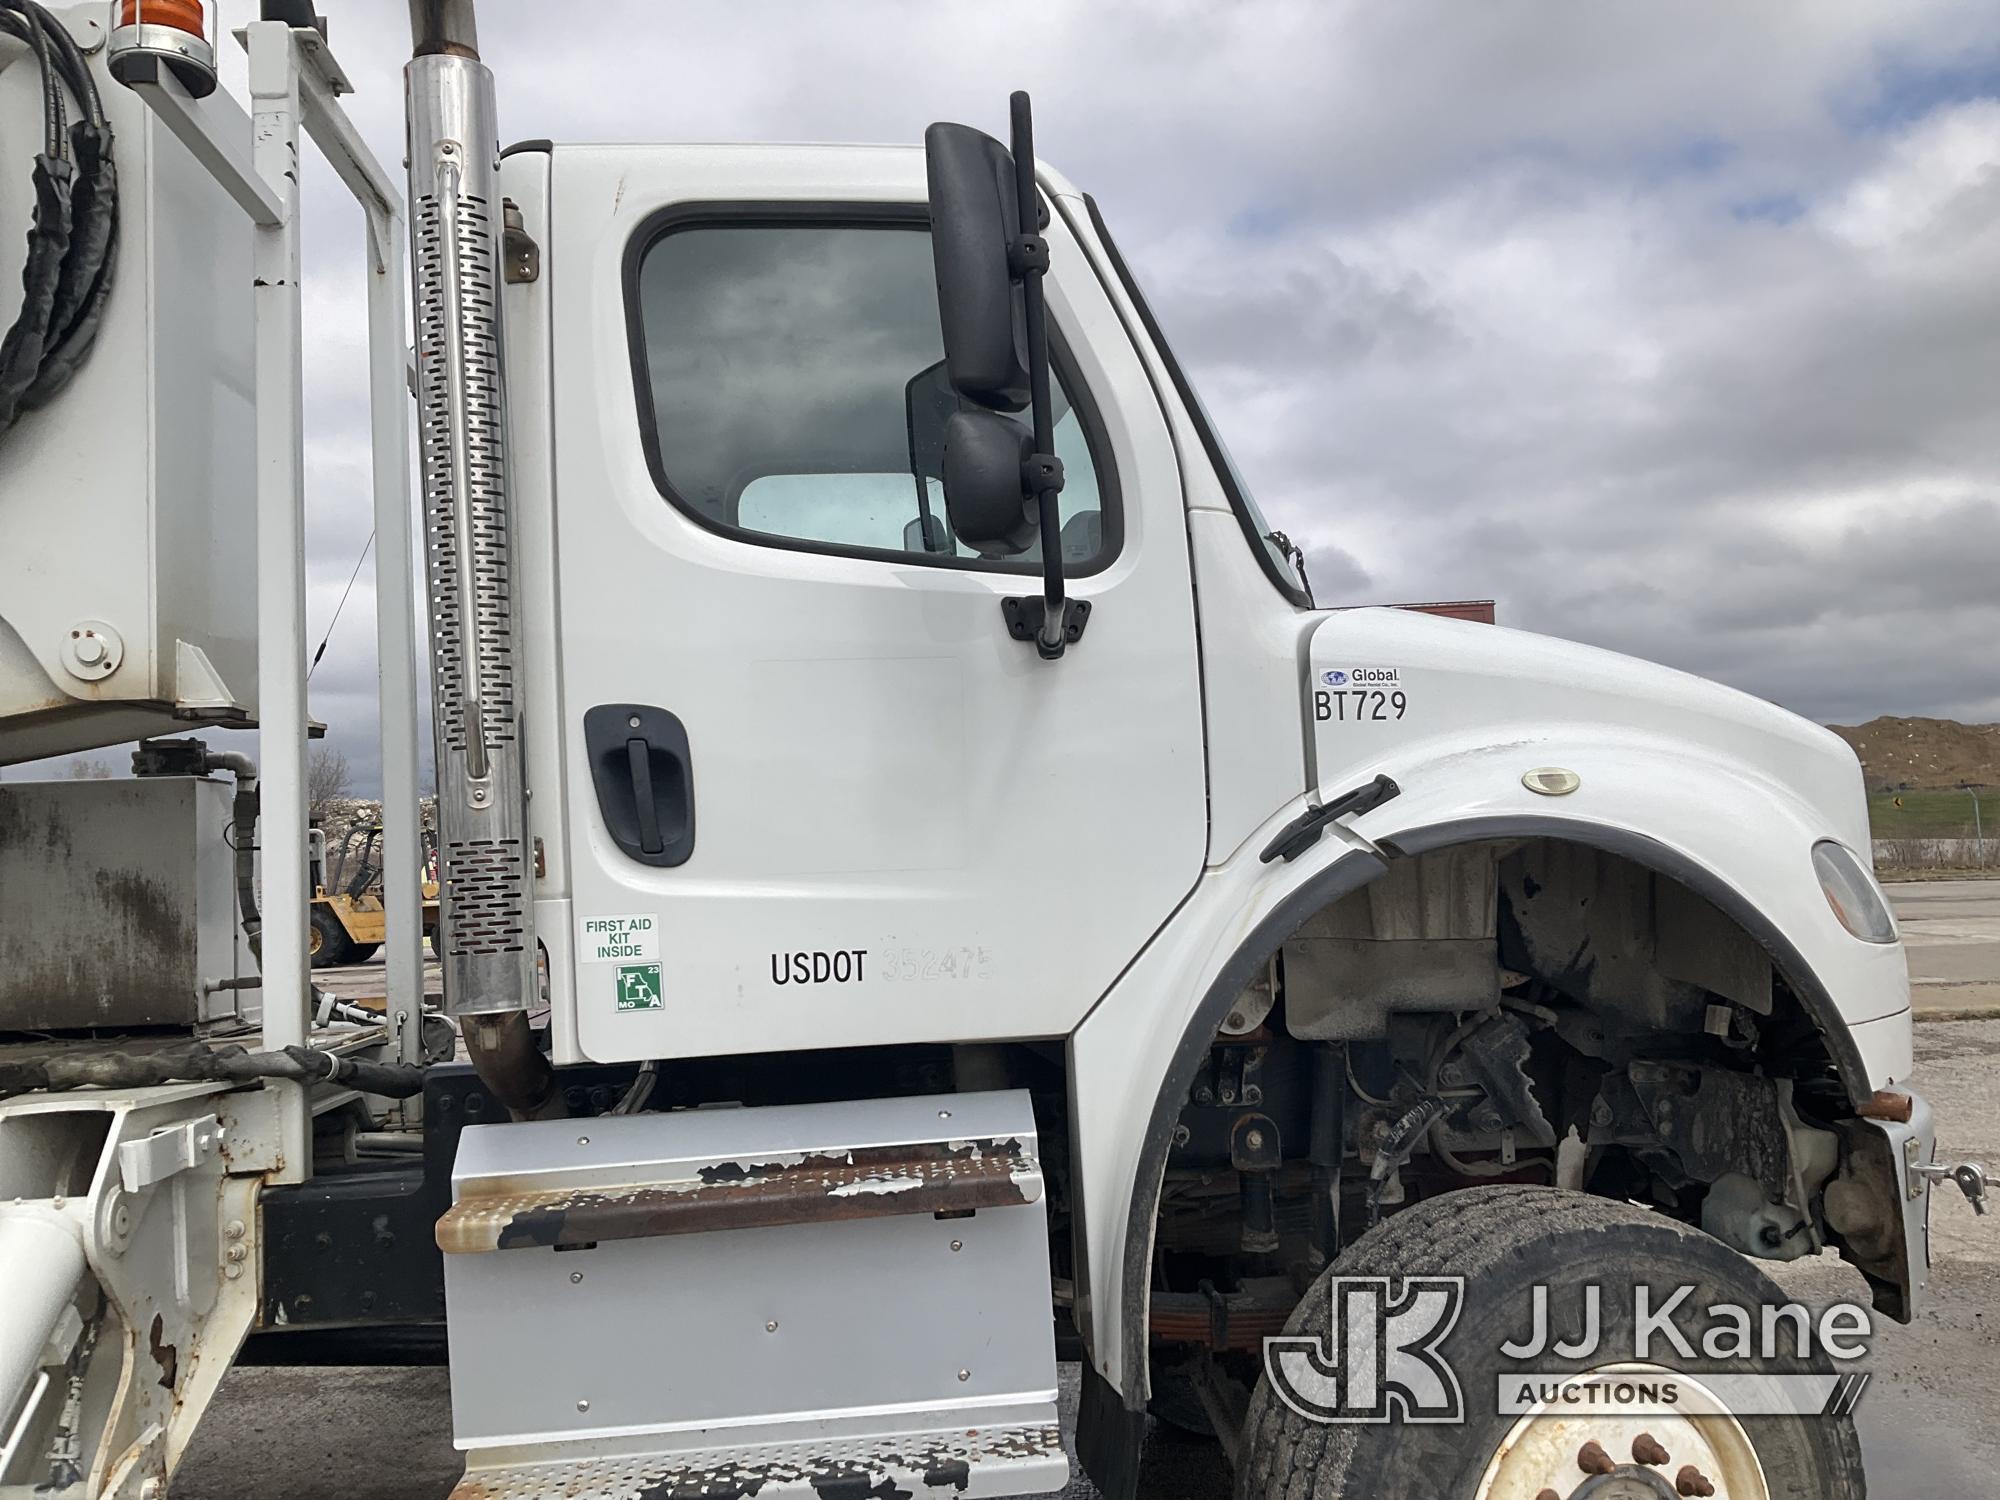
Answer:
xmin=1265 ymin=1278 xmax=1875 ymax=1426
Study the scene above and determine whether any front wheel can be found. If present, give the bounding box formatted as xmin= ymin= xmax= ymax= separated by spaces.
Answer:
xmin=1236 ymin=1186 xmax=1863 ymax=1500
xmin=308 ymin=904 xmax=353 ymax=969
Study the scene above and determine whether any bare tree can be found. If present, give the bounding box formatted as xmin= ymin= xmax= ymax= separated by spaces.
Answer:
xmin=65 ymin=756 xmax=113 ymax=779
xmin=308 ymin=745 xmax=352 ymax=823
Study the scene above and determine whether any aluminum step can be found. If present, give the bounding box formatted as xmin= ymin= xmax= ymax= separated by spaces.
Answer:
xmin=446 ymin=1422 xmax=1068 ymax=1499
xmin=441 ymin=1090 xmax=1066 ymax=1500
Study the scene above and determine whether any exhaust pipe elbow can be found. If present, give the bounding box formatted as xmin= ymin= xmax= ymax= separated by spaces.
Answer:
xmin=462 ymin=1011 xmax=565 ymax=1121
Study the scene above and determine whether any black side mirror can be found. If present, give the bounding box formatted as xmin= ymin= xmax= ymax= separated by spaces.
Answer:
xmin=924 ymin=124 xmax=1030 ymax=412
xmin=924 ymin=93 xmax=1087 ymax=659
xmin=942 ymin=410 xmax=1037 ymax=556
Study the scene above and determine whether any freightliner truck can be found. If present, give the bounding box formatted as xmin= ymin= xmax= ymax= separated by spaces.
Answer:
xmin=0 ymin=3 xmax=1988 ymax=1497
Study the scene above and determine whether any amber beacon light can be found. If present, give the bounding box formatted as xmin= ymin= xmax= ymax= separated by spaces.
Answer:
xmin=107 ymin=0 xmax=217 ymax=98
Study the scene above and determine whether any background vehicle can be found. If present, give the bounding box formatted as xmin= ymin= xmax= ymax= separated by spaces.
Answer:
xmin=308 ymin=824 xmax=441 ymax=967
xmin=0 ymin=4 xmax=1985 ymax=1498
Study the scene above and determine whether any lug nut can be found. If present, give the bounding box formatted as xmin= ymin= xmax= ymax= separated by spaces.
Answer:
xmin=1578 ymin=1440 xmax=1616 ymax=1475
xmin=1677 ymin=1465 xmax=1716 ymax=1497
xmin=1633 ymin=1433 xmax=1671 ymax=1466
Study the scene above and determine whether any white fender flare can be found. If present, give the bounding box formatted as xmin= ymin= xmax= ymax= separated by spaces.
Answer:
xmin=1070 ymin=738 xmax=1911 ymax=1407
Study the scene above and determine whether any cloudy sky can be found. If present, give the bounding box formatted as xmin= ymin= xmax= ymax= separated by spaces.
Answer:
xmin=74 ymin=0 xmax=2000 ymax=789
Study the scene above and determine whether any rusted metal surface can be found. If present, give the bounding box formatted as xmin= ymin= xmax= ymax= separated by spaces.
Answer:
xmin=448 ymin=1423 xmax=1066 ymax=1500
xmin=1148 ymin=1286 xmax=1295 ymax=1352
xmin=1857 ymin=1088 xmax=1915 ymax=1124
xmin=437 ymin=1137 xmax=1042 ymax=1254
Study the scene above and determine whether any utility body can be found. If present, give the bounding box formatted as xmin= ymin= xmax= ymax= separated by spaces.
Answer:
xmin=0 ymin=4 xmax=1986 ymax=1499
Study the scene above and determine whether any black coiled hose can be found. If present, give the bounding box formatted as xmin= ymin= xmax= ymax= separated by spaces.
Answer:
xmin=0 ymin=0 xmax=116 ymax=436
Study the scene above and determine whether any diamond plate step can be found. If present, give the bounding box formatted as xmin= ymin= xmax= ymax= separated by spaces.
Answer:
xmin=448 ymin=1422 xmax=1068 ymax=1499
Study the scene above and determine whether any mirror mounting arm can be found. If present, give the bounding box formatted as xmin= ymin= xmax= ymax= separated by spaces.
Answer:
xmin=1006 ymin=89 xmax=1079 ymax=660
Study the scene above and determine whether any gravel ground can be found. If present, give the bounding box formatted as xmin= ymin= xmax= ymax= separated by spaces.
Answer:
xmin=175 ymin=1021 xmax=2000 ymax=1499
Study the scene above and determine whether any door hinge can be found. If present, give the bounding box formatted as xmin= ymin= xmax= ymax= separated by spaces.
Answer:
xmin=501 ymin=198 xmax=540 ymax=284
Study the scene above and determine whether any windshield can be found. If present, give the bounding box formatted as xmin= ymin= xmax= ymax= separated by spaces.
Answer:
xmin=1078 ymin=196 xmax=1315 ymax=609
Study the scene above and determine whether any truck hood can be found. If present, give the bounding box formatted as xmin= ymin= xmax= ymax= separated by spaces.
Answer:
xmin=1302 ymin=607 xmax=1873 ymax=854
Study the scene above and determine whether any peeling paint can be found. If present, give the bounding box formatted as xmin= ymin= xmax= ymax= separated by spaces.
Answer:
xmin=439 ymin=1138 xmax=1043 ymax=1255
xmin=147 ymin=1312 xmax=178 ymax=1391
xmin=826 ymin=1174 xmax=924 ymax=1198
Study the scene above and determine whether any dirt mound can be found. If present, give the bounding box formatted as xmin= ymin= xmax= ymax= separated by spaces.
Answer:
xmin=1827 ymin=716 xmax=2000 ymax=791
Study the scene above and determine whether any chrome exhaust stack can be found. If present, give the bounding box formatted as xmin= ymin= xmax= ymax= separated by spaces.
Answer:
xmin=404 ymin=2 xmax=554 ymax=1115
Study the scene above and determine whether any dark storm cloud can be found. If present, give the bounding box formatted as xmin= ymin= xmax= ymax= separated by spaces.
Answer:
xmin=184 ymin=0 xmax=1999 ymax=793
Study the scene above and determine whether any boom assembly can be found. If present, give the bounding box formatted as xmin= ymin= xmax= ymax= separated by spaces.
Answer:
xmin=0 ymin=4 xmax=1986 ymax=1497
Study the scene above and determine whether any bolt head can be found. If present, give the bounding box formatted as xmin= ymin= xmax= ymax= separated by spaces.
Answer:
xmin=570 ymin=1271 xmax=583 ymax=1284
xmin=224 ymin=1263 xmax=243 ymax=1280
xmin=1245 ymin=1128 xmax=1266 ymax=1151
xmin=225 ymin=1219 xmax=246 ymax=1241
xmin=576 ymin=1136 xmax=590 ymax=1147
xmin=958 ymin=1369 xmax=971 ymax=1382
xmin=950 ymin=1240 xmax=963 ymax=1253
xmin=576 ymin=1398 xmax=589 ymax=1412
xmin=766 ymin=1320 xmax=779 ymax=1333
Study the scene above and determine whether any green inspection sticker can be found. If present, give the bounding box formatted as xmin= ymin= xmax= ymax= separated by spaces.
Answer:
xmin=615 ymin=963 xmax=663 ymax=1011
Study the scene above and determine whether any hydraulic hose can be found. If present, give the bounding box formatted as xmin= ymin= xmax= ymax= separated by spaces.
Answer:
xmin=203 ymin=749 xmax=264 ymax=963
xmin=0 ymin=0 xmax=116 ymax=433
xmin=0 ymin=1041 xmax=425 ymax=1101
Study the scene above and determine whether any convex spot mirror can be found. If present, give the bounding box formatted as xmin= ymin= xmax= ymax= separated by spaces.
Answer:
xmin=942 ymin=410 xmax=1037 ymax=556
xmin=925 ymin=121 xmax=1032 ymax=412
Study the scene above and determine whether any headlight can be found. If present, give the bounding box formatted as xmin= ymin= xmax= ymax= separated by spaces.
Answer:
xmin=1812 ymin=839 xmax=1897 ymax=944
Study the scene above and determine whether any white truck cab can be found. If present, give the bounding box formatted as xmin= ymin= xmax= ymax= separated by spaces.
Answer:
xmin=0 ymin=7 xmax=1985 ymax=1500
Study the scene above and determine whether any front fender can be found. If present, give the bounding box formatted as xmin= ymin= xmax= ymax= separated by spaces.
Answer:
xmin=1349 ymin=726 xmax=1911 ymax=1047
xmin=1070 ymin=736 xmax=1913 ymax=1409
xmin=1069 ymin=811 xmax=1383 ymax=1405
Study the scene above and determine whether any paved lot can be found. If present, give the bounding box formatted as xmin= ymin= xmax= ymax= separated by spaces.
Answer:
xmin=175 ymin=1018 xmax=1999 ymax=1499
xmin=1890 ymin=877 xmax=2000 ymax=1016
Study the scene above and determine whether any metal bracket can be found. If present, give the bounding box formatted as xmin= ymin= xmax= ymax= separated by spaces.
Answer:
xmin=118 ymin=1114 xmax=221 ymax=1192
xmin=502 ymin=199 xmax=540 ymax=283
xmin=1908 ymin=1142 xmax=1990 ymax=1215
xmin=1002 ymin=596 xmax=1090 ymax=656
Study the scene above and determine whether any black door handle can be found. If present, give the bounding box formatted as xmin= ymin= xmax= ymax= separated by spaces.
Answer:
xmin=585 ymin=704 xmax=695 ymax=868
xmin=627 ymin=737 xmax=663 ymax=855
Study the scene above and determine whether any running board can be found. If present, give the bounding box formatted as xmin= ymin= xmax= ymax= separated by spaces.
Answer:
xmin=443 ymin=1422 xmax=1067 ymax=1499
xmin=440 ymin=1089 xmax=1066 ymax=1499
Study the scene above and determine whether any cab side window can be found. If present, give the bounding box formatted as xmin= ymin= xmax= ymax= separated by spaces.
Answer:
xmin=628 ymin=217 xmax=1111 ymax=571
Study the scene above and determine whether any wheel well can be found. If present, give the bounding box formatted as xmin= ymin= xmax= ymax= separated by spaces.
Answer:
xmin=1121 ymin=830 xmax=1871 ymax=1409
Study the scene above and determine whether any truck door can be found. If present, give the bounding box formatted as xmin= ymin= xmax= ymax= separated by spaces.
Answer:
xmin=546 ymin=148 xmax=1205 ymax=1061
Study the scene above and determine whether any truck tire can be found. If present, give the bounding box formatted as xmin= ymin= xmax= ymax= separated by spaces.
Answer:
xmin=1236 ymin=1186 xmax=1863 ymax=1500
xmin=308 ymin=905 xmax=353 ymax=969
xmin=346 ymin=942 xmax=380 ymax=963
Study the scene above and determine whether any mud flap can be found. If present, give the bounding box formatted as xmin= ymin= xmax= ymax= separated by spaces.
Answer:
xmin=439 ymin=1089 xmax=1066 ymax=1499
